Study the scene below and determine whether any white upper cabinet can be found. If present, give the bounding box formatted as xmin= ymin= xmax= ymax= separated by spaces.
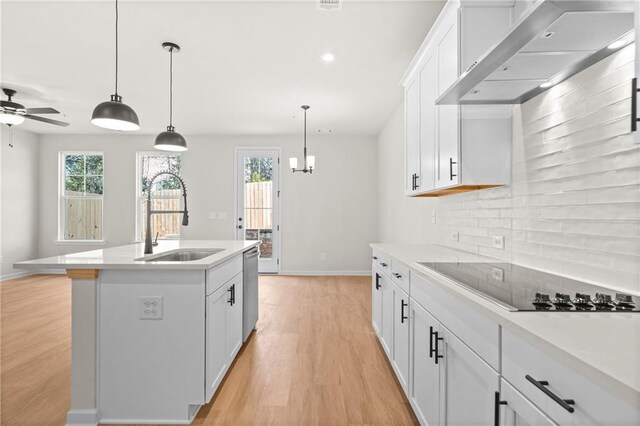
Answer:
xmin=405 ymin=78 xmax=422 ymax=195
xmin=401 ymin=0 xmax=513 ymax=196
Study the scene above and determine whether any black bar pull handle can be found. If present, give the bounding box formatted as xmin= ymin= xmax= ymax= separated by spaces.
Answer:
xmin=393 ymin=272 xmax=402 ymax=279
xmin=380 ymin=262 xmax=388 ymax=267
xmin=375 ymin=273 xmax=381 ymax=290
xmin=525 ymin=375 xmax=575 ymax=413
xmin=632 ymin=78 xmax=638 ymax=132
xmin=227 ymin=286 xmax=233 ymax=305
xmin=429 ymin=327 xmax=443 ymax=363
xmin=449 ymin=158 xmax=457 ymax=180
xmin=232 ymin=284 xmax=236 ymax=305
xmin=372 ymin=256 xmax=378 ymax=260
xmin=429 ymin=326 xmax=435 ymax=358
xmin=415 ymin=173 xmax=420 ymax=190
xmin=494 ymin=392 xmax=508 ymax=426
xmin=400 ymin=299 xmax=408 ymax=323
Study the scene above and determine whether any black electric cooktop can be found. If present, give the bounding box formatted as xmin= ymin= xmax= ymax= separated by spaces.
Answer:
xmin=418 ymin=262 xmax=640 ymax=312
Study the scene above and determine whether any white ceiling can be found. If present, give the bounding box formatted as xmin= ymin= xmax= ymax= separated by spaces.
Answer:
xmin=1 ymin=1 xmax=444 ymax=136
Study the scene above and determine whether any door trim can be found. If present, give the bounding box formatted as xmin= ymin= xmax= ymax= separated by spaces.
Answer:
xmin=233 ymin=147 xmax=282 ymax=274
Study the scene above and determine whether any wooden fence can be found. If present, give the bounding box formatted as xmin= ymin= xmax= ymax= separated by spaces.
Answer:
xmin=244 ymin=181 xmax=272 ymax=230
xmin=64 ymin=197 xmax=103 ymax=240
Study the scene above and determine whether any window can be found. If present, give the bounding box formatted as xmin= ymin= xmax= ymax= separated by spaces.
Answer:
xmin=59 ymin=152 xmax=104 ymax=241
xmin=136 ymin=152 xmax=182 ymax=241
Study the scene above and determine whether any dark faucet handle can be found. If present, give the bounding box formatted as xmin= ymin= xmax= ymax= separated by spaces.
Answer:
xmin=152 ymin=232 xmax=159 ymax=247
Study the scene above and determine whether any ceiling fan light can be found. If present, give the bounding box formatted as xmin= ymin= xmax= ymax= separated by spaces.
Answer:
xmin=154 ymin=126 xmax=187 ymax=151
xmin=0 ymin=112 xmax=25 ymax=126
xmin=91 ymin=95 xmax=140 ymax=131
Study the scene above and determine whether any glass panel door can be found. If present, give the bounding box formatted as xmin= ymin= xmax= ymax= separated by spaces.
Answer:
xmin=235 ymin=148 xmax=280 ymax=273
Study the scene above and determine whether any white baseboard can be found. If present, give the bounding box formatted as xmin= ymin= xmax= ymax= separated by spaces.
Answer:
xmin=66 ymin=408 xmax=99 ymax=426
xmin=277 ymin=271 xmax=370 ymax=276
xmin=1 ymin=269 xmax=65 ymax=282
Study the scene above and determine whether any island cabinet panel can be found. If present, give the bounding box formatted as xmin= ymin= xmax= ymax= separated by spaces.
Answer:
xmin=225 ymin=273 xmax=243 ymax=362
xmin=205 ymin=283 xmax=229 ymax=403
xmin=98 ymin=269 xmax=206 ymax=423
xmin=380 ymin=269 xmax=395 ymax=358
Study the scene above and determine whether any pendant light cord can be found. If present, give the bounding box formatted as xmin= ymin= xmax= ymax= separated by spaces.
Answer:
xmin=114 ymin=0 xmax=119 ymax=96
xmin=169 ymin=47 xmax=173 ymax=127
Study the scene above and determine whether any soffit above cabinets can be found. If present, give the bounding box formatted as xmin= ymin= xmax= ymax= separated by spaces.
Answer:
xmin=438 ymin=0 xmax=636 ymax=105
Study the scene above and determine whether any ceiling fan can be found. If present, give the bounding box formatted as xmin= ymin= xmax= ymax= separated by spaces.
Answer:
xmin=0 ymin=88 xmax=69 ymax=127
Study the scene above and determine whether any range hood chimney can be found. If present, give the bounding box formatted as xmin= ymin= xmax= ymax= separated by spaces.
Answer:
xmin=437 ymin=0 xmax=636 ymax=105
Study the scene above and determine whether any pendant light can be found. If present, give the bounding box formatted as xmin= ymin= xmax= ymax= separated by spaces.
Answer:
xmin=154 ymin=42 xmax=187 ymax=152
xmin=91 ymin=0 xmax=140 ymax=131
xmin=289 ymin=105 xmax=315 ymax=173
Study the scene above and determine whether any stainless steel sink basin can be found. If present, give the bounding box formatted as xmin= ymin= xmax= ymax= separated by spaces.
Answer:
xmin=137 ymin=248 xmax=224 ymax=262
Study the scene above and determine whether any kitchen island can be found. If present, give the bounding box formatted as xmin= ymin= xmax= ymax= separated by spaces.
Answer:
xmin=15 ymin=240 xmax=260 ymax=426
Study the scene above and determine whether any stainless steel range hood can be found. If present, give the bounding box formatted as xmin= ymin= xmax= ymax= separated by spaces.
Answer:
xmin=437 ymin=0 xmax=636 ymax=105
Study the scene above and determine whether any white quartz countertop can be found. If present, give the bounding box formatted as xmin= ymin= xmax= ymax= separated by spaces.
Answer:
xmin=371 ymin=243 xmax=640 ymax=404
xmin=14 ymin=240 xmax=260 ymax=270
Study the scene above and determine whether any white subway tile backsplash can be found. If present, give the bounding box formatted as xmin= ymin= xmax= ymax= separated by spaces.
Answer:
xmin=437 ymin=46 xmax=639 ymax=293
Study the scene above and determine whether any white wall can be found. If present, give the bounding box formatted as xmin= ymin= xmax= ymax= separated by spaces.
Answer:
xmin=1 ymin=127 xmax=40 ymax=279
xmin=378 ymin=45 xmax=640 ymax=294
xmin=38 ymin=133 xmax=377 ymax=274
xmin=377 ymin=105 xmax=438 ymax=244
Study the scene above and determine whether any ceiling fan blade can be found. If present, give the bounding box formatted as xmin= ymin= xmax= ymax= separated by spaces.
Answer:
xmin=24 ymin=114 xmax=69 ymax=127
xmin=25 ymin=107 xmax=60 ymax=115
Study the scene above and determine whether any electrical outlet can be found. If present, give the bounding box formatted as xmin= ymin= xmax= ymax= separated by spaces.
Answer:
xmin=431 ymin=211 xmax=437 ymax=224
xmin=491 ymin=236 xmax=505 ymax=250
xmin=491 ymin=266 xmax=504 ymax=282
xmin=139 ymin=296 xmax=163 ymax=320
xmin=320 ymin=252 xmax=326 ymax=261
xmin=451 ymin=231 xmax=459 ymax=241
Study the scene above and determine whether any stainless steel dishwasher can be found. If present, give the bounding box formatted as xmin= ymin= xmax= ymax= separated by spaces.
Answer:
xmin=242 ymin=247 xmax=259 ymax=341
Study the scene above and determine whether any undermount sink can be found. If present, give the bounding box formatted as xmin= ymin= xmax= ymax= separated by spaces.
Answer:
xmin=137 ymin=248 xmax=224 ymax=262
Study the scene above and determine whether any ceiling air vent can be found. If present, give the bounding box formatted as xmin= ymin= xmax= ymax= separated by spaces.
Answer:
xmin=317 ymin=0 xmax=342 ymax=11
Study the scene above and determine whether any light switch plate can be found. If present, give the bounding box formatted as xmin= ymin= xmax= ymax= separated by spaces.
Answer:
xmin=209 ymin=212 xmax=217 ymax=220
xmin=491 ymin=236 xmax=505 ymax=250
xmin=218 ymin=212 xmax=228 ymax=220
xmin=139 ymin=296 xmax=163 ymax=320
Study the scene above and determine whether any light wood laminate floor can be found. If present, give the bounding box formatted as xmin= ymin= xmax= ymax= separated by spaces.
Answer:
xmin=1 ymin=274 xmax=417 ymax=425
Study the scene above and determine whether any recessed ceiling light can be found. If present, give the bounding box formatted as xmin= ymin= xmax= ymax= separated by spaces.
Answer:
xmin=321 ymin=52 xmax=335 ymax=62
xmin=540 ymin=81 xmax=554 ymax=89
xmin=608 ymin=38 xmax=628 ymax=50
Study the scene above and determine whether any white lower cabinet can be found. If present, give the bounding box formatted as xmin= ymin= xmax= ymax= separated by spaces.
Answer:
xmin=392 ymin=282 xmax=410 ymax=394
xmin=205 ymin=257 xmax=244 ymax=404
xmin=440 ymin=326 xmax=499 ymax=425
xmin=498 ymin=379 xmax=557 ymax=426
xmin=409 ymin=301 xmax=441 ymax=426
xmin=380 ymin=271 xmax=394 ymax=357
xmin=205 ymin=282 xmax=230 ymax=402
xmin=372 ymin=271 xmax=383 ymax=336
xmin=225 ymin=273 xmax=243 ymax=362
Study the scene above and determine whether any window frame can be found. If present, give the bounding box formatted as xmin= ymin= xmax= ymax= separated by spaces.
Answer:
xmin=134 ymin=151 xmax=183 ymax=242
xmin=58 ymin=151 xmax=105 ymax=242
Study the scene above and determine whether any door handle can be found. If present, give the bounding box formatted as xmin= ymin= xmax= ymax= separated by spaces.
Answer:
xmin=525 ymin=375 xmax=575 ymax=413
xmin=449 ymin=158 xmax=457 ymax=180
xmin=400 ymin=299 xmax=408 ymax=323
xmin=227 ymin=286 xmax=233 ymax=305
xmin=430 ymin=327 xmax=443 ymax=364
xmin=632 ymin=78 xmax=639 ymax=132
xmin=375 ymin=273 xmax=381 ymax=290
xmin=494 ymin=392 xmax=508 ymax=426
xmin=414 ymin=174 xmax=419 ymax=190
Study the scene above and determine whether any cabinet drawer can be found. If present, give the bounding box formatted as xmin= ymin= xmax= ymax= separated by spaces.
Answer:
xmin=206 ymin=255 xmax=242 ymax=295
xmin=391 ymin=261 xmax=410 ymax=294
xmin=371 ymin=249 xmax=391 ymax=275
xmin=502 ymin=328 xmax=640 ymax=426
xmin=411 ymin=271 xmax=500 ymax=370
